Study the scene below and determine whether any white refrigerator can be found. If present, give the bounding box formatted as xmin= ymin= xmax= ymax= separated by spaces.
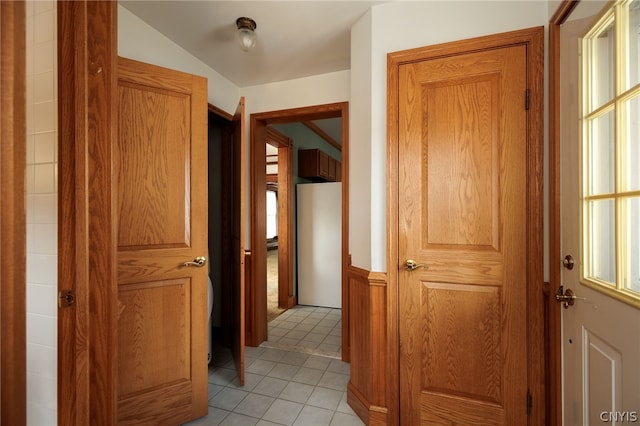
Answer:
xmin=296 ymin=182 xmax=342 ymax=308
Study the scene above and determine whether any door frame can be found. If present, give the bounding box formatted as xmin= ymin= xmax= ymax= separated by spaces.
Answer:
xmin=387 ymin=27 xmax=545 ymax=424
xmin=0 ymin=1 xmax=27 ymax=423
xmin=58 ymin=2 xmax=118 ymax=424
xmin=264 ymin=126 xmax=295 ymax=311
xmin=247 ymin=102 xmax=351 ymax=362
xmin=549 ymin=2 xmax=581 ymax=425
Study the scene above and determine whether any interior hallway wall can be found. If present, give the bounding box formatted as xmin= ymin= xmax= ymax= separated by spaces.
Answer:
xmin=25 ymin=0 xmax=58 ymax=422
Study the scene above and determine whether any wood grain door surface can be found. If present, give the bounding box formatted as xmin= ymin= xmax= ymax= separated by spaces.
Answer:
xmin=116 ymin=57 xmax=208 ymax=425
xmin=398 ymin=44 xmax=529 ymax=425
xmin=231 ymin=98 xmax=246 ymax=387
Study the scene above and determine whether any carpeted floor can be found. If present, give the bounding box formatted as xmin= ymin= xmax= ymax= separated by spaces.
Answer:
xmin=267 ymin=249 xmax=285 ymax=322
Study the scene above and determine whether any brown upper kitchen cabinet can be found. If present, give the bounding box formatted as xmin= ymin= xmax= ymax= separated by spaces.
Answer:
xmin=298 ymin=148 xmax=340 ymax=182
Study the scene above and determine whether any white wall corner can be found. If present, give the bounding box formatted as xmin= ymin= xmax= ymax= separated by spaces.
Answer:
xmin=118 ymin=4 xmax=240 ymax=114
xmin=349 ymin=8 xmax=373 ymax=271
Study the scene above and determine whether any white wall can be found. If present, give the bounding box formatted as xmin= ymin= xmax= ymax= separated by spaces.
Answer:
xmin=349 ymin=10 xmax=373 ymax=270
xmin=118 ymin=5 xmax=240 ymax=114
xmin=350 ymin=1 xmax=550 ymax=271
xmin=240 ymin=70 xmax=349 ymax=114
xmin=26 ymin=0 xmax=58 ymax=423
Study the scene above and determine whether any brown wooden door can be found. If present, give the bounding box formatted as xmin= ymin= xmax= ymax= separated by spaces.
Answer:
xmin=398 ymin=44 xmax=528 ymax=424
xmin=231 ymin=98 xmax=246 ymax=386
xmin=116 ymin=57 xmax=208 ymax=425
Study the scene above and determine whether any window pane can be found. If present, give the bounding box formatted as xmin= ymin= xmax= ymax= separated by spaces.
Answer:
xmin=622 ymin=95 xmax=640 ymax=191
xmin=589 ymin=19 xmax=616 ymax=110
xmin=622 ymin=197 xmax=640 ymax=293
xmin=588 ymin=199 xmax=616 ymax=284
xmin=266 ymin=190 xmax=277 ymax=239
xmin=588 ymin=110 xmax=615 ymax=195
xmin=628 ymin=0 xmax=640 ymax=89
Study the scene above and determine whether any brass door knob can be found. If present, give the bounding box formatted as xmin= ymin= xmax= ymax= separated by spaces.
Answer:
xmin=405 ymin=259 xmax=426 ymax=271
xmin=555 ymin=286 xmax=576 ymax=308
xmin=183 ymin=256 xmax=207 ymax=268
xmin=562 ymin=255 xmax=575 ymax=270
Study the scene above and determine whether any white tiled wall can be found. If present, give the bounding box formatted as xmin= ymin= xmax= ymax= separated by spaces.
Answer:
xmin=26 ymin=1 xmax=58 ymax=424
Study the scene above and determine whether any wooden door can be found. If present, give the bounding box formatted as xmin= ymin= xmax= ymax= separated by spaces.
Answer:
xmin=559 ymin=2 xmax=640 ymax=423
xmin=116 ymin=57 xmax=208 ymax=425
xmin=398 ymin=43 xmax=529 ymax=424
xmin=231 ymin=98 xmax=246 ymax=386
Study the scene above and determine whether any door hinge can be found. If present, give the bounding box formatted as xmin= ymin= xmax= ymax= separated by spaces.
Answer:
xmin=525 ymin=89 xmax=531 ymax=110
xmin=59 ymin=289 xmax=75 ymax=308
xmin=527 ymin=389 xmax=532 ymax=415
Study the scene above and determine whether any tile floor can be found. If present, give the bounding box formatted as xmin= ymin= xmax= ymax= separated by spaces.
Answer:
xmin=262 ymin=305 xmax=343 ymax=359
xmin=184 ymin=306 xmax=363 ymax=426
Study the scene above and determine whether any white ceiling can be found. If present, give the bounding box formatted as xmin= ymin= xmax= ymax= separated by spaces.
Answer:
xmin=120 ymin=0 xmax=390 ymax=88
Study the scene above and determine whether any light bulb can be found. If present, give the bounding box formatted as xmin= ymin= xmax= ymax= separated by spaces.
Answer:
xmin=236 ymin=17 xmax=257 ymax=52
xmin=237 ymin=28 xmax=256 ymax=52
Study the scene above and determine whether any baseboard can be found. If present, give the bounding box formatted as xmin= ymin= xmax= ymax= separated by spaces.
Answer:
xmin=347 ymin=382 xmax=389 ymax=425
xmin=347 ymin=382 xmax=369 ymax=424
xmin=287 ymin=296 xmax=297 ymax=308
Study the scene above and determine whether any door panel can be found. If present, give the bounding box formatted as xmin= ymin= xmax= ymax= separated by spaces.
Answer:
xmin=118 ymin=82 xmax=191 ymax=249
xmin=398 ymin=45 xmax=528 ymax=425
xmin=425 ymin=76 xmax=500 ymax=249
xmin=116 ymin=57 xmax=208 ymax=425
xmin=118 ymin=279 xmax=191 ymax=396
xmin=421 ymin=283 xmax=502 ymax=402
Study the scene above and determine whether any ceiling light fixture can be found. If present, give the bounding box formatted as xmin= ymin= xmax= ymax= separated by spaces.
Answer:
xmin=236 ymin=17 xmax=257 ymax=52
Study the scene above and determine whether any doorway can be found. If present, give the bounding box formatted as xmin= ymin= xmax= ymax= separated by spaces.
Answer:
xmin=264 ymin=126 xmax=295 ymax=324
xmin=265 ymin=182 xmax=282 ymax=322
xmin=246 ymin=102 xmax=350 ymax=362
xmin=207 ymin=104 xmax=246 ymax=378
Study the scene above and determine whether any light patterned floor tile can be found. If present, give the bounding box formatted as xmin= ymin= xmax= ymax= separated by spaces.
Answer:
xmin=252 ymin=376 xmax=288 ymax=398
xmin=209 ymin=387 xmax=248 ymax=411
xmin=306 ymin=387 xmax=342 ymax=411
xmin=329 ymin=412 xmax=365 ymax=426
xmin=278 ymin=382 xmax=315 ymax=404
xmin=291 ymin=367 xmax=324 ymax=386
xmin=261 ymin=399 xmax=304 ymax=426
xmin=317 ymin=371 xmax=349 ymax=391
xmin=233 ymin=393 xmax=275 ymax=419
xmin=267 ymin=363 xmax=300 ymax=381
xmin=219 ymin=412 xmax=259 ymax=426
xmin=293 ymin=405 xmax=333 ymax=426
